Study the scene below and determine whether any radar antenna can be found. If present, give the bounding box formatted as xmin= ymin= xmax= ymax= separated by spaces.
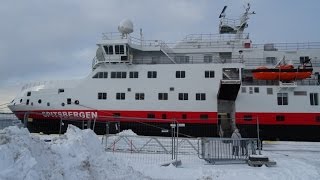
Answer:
xmin=219 ymin=6 xmax=227 ymax=18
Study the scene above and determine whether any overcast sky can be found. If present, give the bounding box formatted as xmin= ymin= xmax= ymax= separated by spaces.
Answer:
xmin=1 ymin=0 xmax=320 ymax=111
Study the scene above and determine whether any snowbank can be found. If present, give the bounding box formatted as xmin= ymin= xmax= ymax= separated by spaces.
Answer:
xmin=116 ymin=129 xmax=138 ymax=136
xmin=0 ymin=125 xmax=149 ymax=180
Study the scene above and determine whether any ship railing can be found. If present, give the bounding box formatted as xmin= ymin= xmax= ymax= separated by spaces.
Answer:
xmin=133 ymin=57 xmax=244 ymax=64
xmin=242 ymin=79 xmax=320 ymax=86
xmin=21 ymin=79 xmax=81 ymax=91
xmin=251 ymin=42 xmax=320 ymax=51
xmin=183 ymin=33 xmax=249 ymax=42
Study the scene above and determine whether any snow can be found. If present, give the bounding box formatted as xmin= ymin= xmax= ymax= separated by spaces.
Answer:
xmin=1 ymin=126 xmax=320 ymax=180
xmin=116 ymin=129 xmax=138 ymax=136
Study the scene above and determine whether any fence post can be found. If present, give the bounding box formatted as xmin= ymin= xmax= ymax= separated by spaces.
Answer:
xmin=175 ymin=120 xmax=179 ymax=163
xmin=257 ymin=117 xmax=262 ymax=155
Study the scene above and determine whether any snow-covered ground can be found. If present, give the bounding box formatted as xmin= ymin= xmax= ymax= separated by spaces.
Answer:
xmin=1 ymin=126 xmax=320 ymax=180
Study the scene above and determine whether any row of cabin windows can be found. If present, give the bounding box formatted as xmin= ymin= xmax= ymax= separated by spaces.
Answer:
xmin=93 ymin=70 xmax=215 ymax=79
xmin=103 ymin=45 xmax=125 ymax=55
xmin=244 ymin=115 xmax=320 ymax=122
xmin=144 ymin=113 xmax=209 ymax=120
xmin=97 ymin=92 xmax=206 ymax=101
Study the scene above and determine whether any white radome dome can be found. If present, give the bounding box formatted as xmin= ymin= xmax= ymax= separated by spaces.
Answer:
xmin=118 ymin=19 xmax=134 ymax=34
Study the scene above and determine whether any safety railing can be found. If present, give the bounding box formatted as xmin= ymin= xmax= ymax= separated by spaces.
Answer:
xmin=199 ymin=137 xmax=258 ymax=164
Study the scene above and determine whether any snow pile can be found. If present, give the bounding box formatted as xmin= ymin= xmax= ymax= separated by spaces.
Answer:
xmin=117 ymin=129 xmax=138 ymax=136
xmin=0 ymin=125 xmax=149 ymax=180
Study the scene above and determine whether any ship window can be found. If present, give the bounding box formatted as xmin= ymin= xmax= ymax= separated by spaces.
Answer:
xmin=205 ymin=71 xmax=215 ymax=78
xmin=315 ymin=116 xmax=320 ymax=122
xmin=244 ymin=115 xmax=253 ymax=121
xmin=31 ymin=102 xmax=33 ymax=106
xmin=115 ymin=45 xmax=124 ymax=54
xmin=135 ymin=93 xmax=145 ymax=100
xmin=254 ymin=87 xmax=259 ymax=93
xmin=120 ymin=45 xmax=124 ymax=54
xmin=266 ymin=57 xmax=277 ymax=64
xmin=67 ymin=98 xmax=72 ymax=105
xmin=116 ymin=93 xmax=125 ymax=100
xmin=276 ymin=115 xmax=285 ymax=121
xmin=249 ymin=87 xmax=253 ymax=94
xmin=170 ymin=87 xmax=174 ymax=91
xmin=158 ymin=93 xmax=168 ymax=100
xmin=38 ymin=99 xmax=42 ymax=104
xmin=294 ymin=91 xmax=307 ymax=96
xmin=75 ymin=100 xmax=79 ymax=105
xmin=176 ymin=71 xmax=185 ymax=78
xmin=178 ymin=93 xmax=188 ymax=100
xmin=61 ymin=103 xmax=65 ymax=106
xmin=200 ymin=114 xmax=208 ymax=120
xmin=174 ymin=56 xmax=189 ymax=63
xmin=26 ymin=99 xmax=29 ymax=105
xmin=277 ymin=93 xmax=288 ymax=105
xmin=20 ymin=99 xmax=22 ymax=103
xmin=111 ymin=72 xmax=126 ymax=78
xmin=127 ymin=88 xmax=131 ymax=92
xmin=58 ymin=89 xmax=64 ymax=94
xmin=147 ymin=71 xmax=157 ymax=78
xmin=196 ymin=93 xmax=206 ymax=100
xmin=47 ymin=102 xmax=50 ymax=106
xmin=103 ymin=45 xmax=113 ymax=55
xmin=147 ymin=113 xmax=155 ymax=119
xmin=241 ymin=87 xmax=246 ymax=93
xmin=129 ymin=71 xmax=139 ymax=78
xmin=27 ymin=91 xmax=31 ymax=96
xmin=204 ymin=55 xmax=213 ymax=63
xmin=310 ymin=93 xmax=319 ymax=106
xmin=162 ymin=114 xmax=167 ymax=119
xmin=182 ymin=114 xmax=187 ymax=119
xmin=267 ymin=88 xmax=273 ymax=95
xmin=98 ymin=92 xmax=107 ymax=100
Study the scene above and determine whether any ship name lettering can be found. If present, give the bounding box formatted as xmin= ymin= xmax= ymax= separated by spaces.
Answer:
xmin=41 ymin=111 xmax=98 ymax=119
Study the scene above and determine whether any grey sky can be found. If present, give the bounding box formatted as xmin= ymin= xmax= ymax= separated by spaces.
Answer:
xmin=1 ymin=0 xmax=320 ymax=111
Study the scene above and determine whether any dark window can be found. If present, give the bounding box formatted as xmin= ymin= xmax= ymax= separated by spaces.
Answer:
xmin=147 ymin=71 xmax=157 ymax=78
xmin=200 ymin=114 xmax=208 ymax=120
xmin=26 ymin=99 xmax=29 ymax=105
xmin=115 ymin=45 xmax=120 ymax=54
xmin=254 ymin=87 xmax=259 ymax=93
xmin=127 ymin=88 xmax=131 ymax=92
xmin=116 ymin=93 xmax=125 ymax=100
xmin=111 ymin=72 xmax=126 ymax=78
xmin=38 ymin=99 xmax=42 ymax=104
xmin=158 ymin=93 xmax=168 ymax=100
xmin=196 ymin=93 xmax=206 ymax=100
xmin=182 ymin=114 xmax=187 ymax=119
xmin=316 ymin=116 xmax=320 ymax=122
xmin=244 ymin=115 xmax=252 ymax=121
xmin=310 ymin=93 xmax=319 ymax=106
xmin=241 ymin=87 xmax=246 ymax=93
xmin=129 ymin=71 xmax=139 ymax=78
xmin=75 ymin=100 xmax=79 ymax=105
xmin=147 ymin=113 xmax=155 ymax=119
xmin=67 ymin=98 xmax=72 ymax=105
xmin=162 ymin=114 xmax=167 ymax=119
xmin=31 ymin=102 xmax=33 ymax=106
xmin=120 ymin=45 xmax=124 ymax=54
xmin=61 ymin=103 xmax=65 ymax=106
xmin=170 ymin=87 xmax=174 ymax=91
xmin=277 ymin=93 xmax=288 ymax=105
xmin=58 ymin=89 xmax=64 ymax=94
xmin=267 ymin=88 xmax=273 ymax=95
xmin=294 ymin=91 xmax=307 ymax=96
xmin=205 ymin=71 xmax=215 ymax=78
xmin=27 ymin=92 xmax=31 ymax=96
xmin=104 ymin=45 xmax=114 ymax=54
xmin=20 ymin=99 xmax=22 ymax=103
xmin=276 ymin=115 xmax=285 ymax=121
xmin=204 ymin=55 xmax=213 ymax=63
xmin=98 ymin=92 xmax=107 ymax=100
xmin=47 ymin=102 xmax=50 ymax=106
xmin=178 ymin=93 xmax=188 ymax=100
xmin=176 ymin=71 xmax=186 ymax=78
xmin=135 ymin=93 xmax=145 ymax=100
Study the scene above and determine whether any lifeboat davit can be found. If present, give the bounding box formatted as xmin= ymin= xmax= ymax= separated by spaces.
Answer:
xmin=252 ymin=65 xmax=313 ymax=81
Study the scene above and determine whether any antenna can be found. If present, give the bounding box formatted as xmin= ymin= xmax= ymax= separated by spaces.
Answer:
xmin=219 ymin=6 xmax=227 ymax=18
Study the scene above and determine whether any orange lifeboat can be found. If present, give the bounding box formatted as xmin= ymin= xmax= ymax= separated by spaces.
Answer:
xmin=252 ymin=65 xmax=313 ymax=81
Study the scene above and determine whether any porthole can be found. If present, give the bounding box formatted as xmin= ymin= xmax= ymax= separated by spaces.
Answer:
xmin=38 ymin=99 xmax=42 ymax=104
xmin=75 ymin=100 xmax=79 ymax=105
xmin=61 ymin=103 xmax=65 ymax=106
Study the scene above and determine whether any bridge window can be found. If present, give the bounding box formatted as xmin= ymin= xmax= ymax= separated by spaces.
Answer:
xmin=111 ymin=72 xmax=126 ymax=78
xmin=135 ymin=93 xmax=145 ymax=100
xmin=93 ymin=72 xmax=108 ymax=78
xmin=129 ymin=71 xmax=139 ymax=78
xmin=196 ymin=93 xmax=206 ymax=100
xmin=103 ymin=45 xmax=113 ymax=55
xmin=277 ymin=93 xmax=288 ymax=105
xmin=205 ymin=71 xmax=215 ymax=78
xmin=115 ymin=45 xmax=124 ymax=54
xmin=147 ymin=71 xmax=157 ymax=78
xmin=176 ymin=71 xmax=185 ymax=78
xmin=98 ymin=92 xmax=107 ymax=100
xmin=116 ymin=93 xmax=125 ymax=100
xmin=178 ymin=93 xmax=188 ymax=100
xmin=310 ymin=93 xmax=319 ymax=106
xmin=158 ymin=93 xmax=168 ymax=100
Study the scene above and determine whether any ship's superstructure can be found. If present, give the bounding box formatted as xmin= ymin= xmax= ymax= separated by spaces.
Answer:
xmin=8 ymin=4 xmax=320 ymax=140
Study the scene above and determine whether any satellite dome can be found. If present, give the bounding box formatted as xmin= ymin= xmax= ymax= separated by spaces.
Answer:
xmin=118 ymin=19 xmax=134 ymax=35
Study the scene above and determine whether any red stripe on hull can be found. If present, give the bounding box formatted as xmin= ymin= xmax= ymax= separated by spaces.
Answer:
xmin=13 ymin=110 xmax=218 ymax=124
xmin=236 ymin=112 xmax=320 ymax=125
